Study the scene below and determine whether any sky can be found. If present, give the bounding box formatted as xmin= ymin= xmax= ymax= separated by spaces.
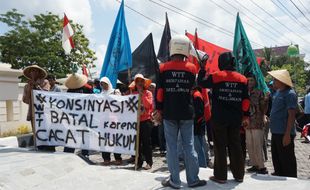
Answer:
xmin=1 ymin=0 xmax=310 ymax=77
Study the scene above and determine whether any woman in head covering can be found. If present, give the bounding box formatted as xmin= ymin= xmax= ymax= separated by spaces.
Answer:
xmin=63 ymin=73 xmax=91 ymax=156
xmin=100 ymin=77 xmax=121 ymax=95
xmin=22 ymin=65 xmax=53 ymax=151
xmin=129 ymin=74 xmax=153 ymax=170
xmin=100 ymin=76 xmax=123 ymax=165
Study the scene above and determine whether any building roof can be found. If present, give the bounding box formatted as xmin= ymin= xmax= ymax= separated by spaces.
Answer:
xmin=254 ymin=45 xmax=299 ymax=57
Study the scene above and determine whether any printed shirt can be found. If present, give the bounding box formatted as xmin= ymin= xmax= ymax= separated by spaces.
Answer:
xmin=156 ymin=60 xmax=197 ymax=120
xmin=197 ymin=69 xmax=250 ymax=126
xmin=270 ymin=88 xmax=297 ymax=135
xmin=132 ymin=90 xmax=153 ymax=122
xmin=248 ymin=89 xmax=266 ymax=129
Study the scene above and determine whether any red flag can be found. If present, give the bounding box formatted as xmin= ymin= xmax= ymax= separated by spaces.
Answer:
xmin=82 ymin=64 xmax=88 ymax=77
xmin=62 ymin=13 xmax=75 ymax=54
xmin=186 ymin=32 xmax=229 ymax=74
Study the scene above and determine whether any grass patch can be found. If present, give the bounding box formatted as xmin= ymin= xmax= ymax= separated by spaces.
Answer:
xmin=0 ymin=124 xmax=31 ymax=137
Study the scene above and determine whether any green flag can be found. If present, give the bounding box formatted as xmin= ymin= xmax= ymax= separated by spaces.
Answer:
xmin=233 ymin=13 xmax=269 ymax=94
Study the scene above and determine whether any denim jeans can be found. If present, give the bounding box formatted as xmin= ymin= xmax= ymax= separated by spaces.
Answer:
xmin=164 ymin=119 xmax=200 ymax=187
xmin=158 ymin=124 xmax=166 ymax=151
xmin=194 ymin=135 xmax=208 ymax=168
xmin=177 ymin=132 xmax=183 ymax=160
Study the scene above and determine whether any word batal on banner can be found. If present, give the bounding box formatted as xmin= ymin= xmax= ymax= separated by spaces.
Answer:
xmin=32 ymin=90 xmax=139 ymax=155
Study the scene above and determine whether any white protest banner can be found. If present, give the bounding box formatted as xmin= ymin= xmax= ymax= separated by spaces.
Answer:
xmin=33 ymin=90 xmax=139 ymax=155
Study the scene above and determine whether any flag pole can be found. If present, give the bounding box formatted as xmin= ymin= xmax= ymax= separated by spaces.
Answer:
xmin=134 ymin=94 xmax=142 ymax=170
xmin=128 ymin=68 xmax=132 ymax=93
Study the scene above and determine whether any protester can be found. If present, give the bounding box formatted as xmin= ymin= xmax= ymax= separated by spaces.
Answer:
xmin=197 ymin=52 xmax=249 ymax=184
xmin=93 ymin=78 xmax=102 ymax=93
xmin=263 ymin=81 xmax=276 ymax=161
xmin=149 ymin=83 xmax=166 ymax=154
xmin=268 ymin=69 xmax=297 ymax=178
xmin=192 ymin=86 xmax=208 ymax=168
xmin=116 ymin=79 xmax=128 ymax=95
xmin=129 ymin=74 xmax=153 ymax=170
xmin=245 ymin=73 xmax=268 ymax=174
xmin=100 ymin=76 xmax=123 ymax=165
xmin=304 ymin=88 xmax=310 ymax=124
xmin=63 ymin=73 xmax=91 ymax=157
xmin=46 ymin=74 xmax=61 ymax=92
xmin=156 ymin=35 xmax=206 ymax=188
xmin=22 ymin=65 xmax=54 ymax=151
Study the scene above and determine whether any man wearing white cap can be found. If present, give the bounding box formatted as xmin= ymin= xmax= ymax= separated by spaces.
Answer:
xmin=268 ymin=69 xmax=297 ymax=178
xmin=156 ymin=35 xmax=206 ymax=188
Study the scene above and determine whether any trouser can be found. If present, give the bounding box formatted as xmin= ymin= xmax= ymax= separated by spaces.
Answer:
xmin=194 ymin=135 xmax=208 ymax=168
xmin=164 ymin=119 xmax=200 ymax=187
xmin=212 ymin=120 xmax=244 ymax=180
xmin=206 ymin=121 xmax=213 ymax=146
xmin=138 ymin=120 xmax=153 ymax=167
xmin=263 ymin=118 xmax=270 ymax=161
xmin=240 ymin=133 xmax=246 ymax=162
xmin=246 ymin=129 xmax=265 ymax=169
xmin=102 ymin=152 xmax=122 ymax=161
xmin=271 ymin=134 xmax=297 ymax=177
xmin=158 ymin=124 xmax=166 ymax=151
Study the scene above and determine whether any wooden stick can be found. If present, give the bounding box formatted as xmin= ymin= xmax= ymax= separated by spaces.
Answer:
xmin=128 ymin=68 xmax=132 ymax=94
xmin=134 ymin=93 xmax=142 ymax=170
xmin=31 ymin=89 xmax=37 ymax=150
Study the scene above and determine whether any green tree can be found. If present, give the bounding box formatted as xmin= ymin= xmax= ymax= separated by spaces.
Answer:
xmin=0 ymin=9 xmax=96 ymax=78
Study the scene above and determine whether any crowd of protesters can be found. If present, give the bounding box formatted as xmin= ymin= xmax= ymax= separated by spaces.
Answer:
xmin=22 ymin=34 xmax=304 ymax=189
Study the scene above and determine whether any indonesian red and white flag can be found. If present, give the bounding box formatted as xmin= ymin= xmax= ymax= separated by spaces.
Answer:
xmin=62 ymin=13 xmax=74 ymax=54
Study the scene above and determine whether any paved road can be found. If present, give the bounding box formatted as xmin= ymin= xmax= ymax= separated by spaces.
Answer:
xmin=82 ymin=133 xmax=310 ymax=180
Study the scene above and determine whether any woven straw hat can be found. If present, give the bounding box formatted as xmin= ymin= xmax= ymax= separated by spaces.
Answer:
xmin=65 ymin=73 xmax=88 ymax=89
xmin=23 ymin=65 xmax=47 ymax=80
xmin=129 ymin=74 xmax=152 ymax=90
xmin=268 ymin=69 xmax=293 ymax=87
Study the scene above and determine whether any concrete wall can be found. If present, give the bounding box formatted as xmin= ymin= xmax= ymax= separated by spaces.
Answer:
xmin=0 ymin=64 xmax=31 ymax=136
xmin=0 ymin=84 xmax=31 ymax=136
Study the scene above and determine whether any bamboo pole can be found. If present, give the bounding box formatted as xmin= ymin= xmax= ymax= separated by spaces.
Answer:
xmin=31 ymin=89 xmax=37 ymax=151
xmin=134 ymin=93 xmax=142 ymax=170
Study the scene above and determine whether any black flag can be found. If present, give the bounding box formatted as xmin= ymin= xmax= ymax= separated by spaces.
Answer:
xmin=157 ymin=12 xmax=171 ymax=63
xmin=118 ymin=33 xmax=159 ymax=84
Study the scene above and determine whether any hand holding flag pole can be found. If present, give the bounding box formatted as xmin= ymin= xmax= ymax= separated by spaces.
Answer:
xmin=189 ymin=42 xmax=209 ymax=70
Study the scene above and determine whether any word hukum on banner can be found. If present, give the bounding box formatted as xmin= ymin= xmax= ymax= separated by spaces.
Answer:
xmin=33 ymin=90 xmax=139 ymax=155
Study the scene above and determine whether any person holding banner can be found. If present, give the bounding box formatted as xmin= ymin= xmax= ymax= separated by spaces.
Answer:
xmin=46 ymin=74 xmax=61 ymax=92
xmin=22 ymin=65 xmax=54 ymax=151
xmin=129 ymin=74 xmax=153 ymax=170
xmin=63 ymin=73 xmax=91 ymax=157
xmin=100 ymin=76 xmax=123 ymax=166
xmin=156 ymin=35 xmax=206 ymax=189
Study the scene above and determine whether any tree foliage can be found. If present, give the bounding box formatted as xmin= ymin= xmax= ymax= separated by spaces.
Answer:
xmin=259 ymin=47 xmax=309 ymax=96
xmin=0 ymin=9 xmax=96 ymax=78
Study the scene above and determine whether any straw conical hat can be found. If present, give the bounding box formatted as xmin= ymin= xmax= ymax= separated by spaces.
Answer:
xmin=268 ymin=69 xmax=293 ymax=87
xmin=23 ymin=65 xmax=47 ymax=80
xmin=65 ymin=73 xmax=88 ymax=89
